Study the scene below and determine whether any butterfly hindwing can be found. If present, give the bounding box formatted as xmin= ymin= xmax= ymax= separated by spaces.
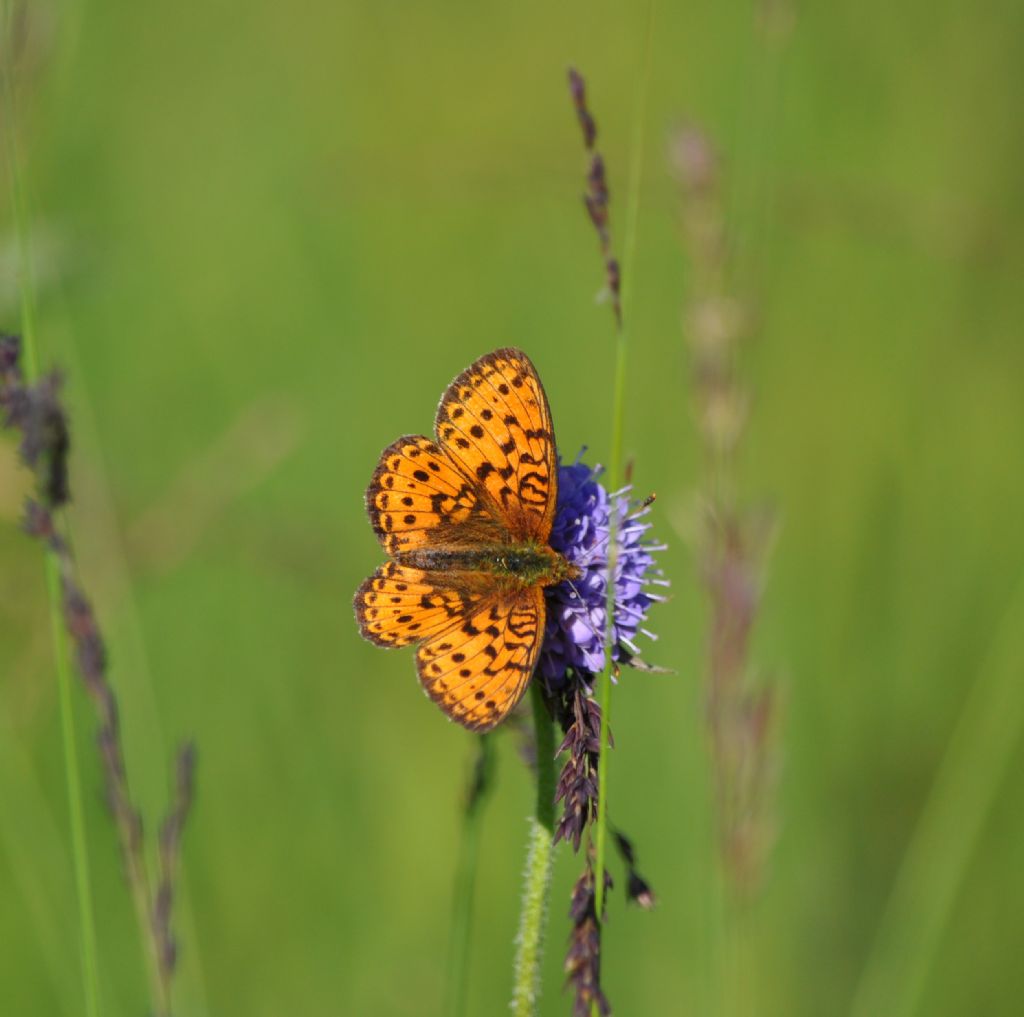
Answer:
xmin=354 ymin=562 xmax=489 ymax=648
xmin=434 ymin=348 xmax=557 ymax=544
xmin=416 ymin=585 xmax=545 ymax=732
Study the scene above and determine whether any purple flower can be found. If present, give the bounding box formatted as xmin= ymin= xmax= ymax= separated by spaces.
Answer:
xmin=540 ymin=455 xmax=666 ymax=685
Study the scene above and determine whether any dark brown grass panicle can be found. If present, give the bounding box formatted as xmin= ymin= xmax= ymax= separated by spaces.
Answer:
xmin=568 ymin=67 xmax=621 ymax=327
xmin=2 ymin=333 xmax=197 ymax=1015
xmin=565 ymin=859 xmax=613 ymax=1017
xmin=155 ymin=742 xmax=197 ymax=981
xmin=612 ymin=828 xmax=657 ymax=910
xmin=553 ymin=685 xmax=605 ymax=852
xmin=1 ymin=336 xmax=69 ymax=505
xmin=670 ymin=126 xmax=780 ymax=898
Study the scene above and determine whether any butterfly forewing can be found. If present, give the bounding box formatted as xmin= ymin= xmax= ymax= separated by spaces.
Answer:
xmin=434 ymin=348 xmax=557 ymax=544
xmin=365 ymin=435 xmax=505 ymax=556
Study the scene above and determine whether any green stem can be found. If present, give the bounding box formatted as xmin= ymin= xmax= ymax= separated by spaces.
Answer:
xmin=510 ymin=683 xmax=556 ymax=1017
xmin=445 ymin=735 xmax=495 ymax=1017
xmin=593 ymin=0 xmax=656 ymax=922
xmin=2 ymin=11 xmax=101 ymax=1017
xmin=49 ymin=562 xmax=102 ymax=1017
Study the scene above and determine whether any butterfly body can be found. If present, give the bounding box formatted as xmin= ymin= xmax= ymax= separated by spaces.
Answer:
xmin=395 ymin=542 xmax=578 ymax=589
xmin=355 ymin=348 xmax=568 ymax=732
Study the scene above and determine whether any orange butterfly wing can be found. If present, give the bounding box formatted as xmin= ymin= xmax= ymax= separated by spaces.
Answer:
xmin=354 ymin=563 xmax=543 ymax=732
xmin=364 ymin=435 xmax=505 ymax=556
xmin=354 ymin=562 xmax=490 ymax=648
xmin=434 ymin=348 xmax=557 ymax=543
xmin=417 ymin=586 xmax=544 ymax=731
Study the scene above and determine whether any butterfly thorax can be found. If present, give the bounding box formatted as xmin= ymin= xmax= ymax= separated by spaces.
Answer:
xmin=395 ymin=543 xmax=581 ymax=588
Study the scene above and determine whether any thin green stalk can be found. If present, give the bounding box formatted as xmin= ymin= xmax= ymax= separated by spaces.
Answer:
xmin=593 ymin=0 xmax=656 ymax=922
xmin=445 ymin=735 xmax=495 ymax=1017
xmin=47 ymin=563 xmax=102 ymax=1017
xmin=849 ymin=578 xmax=1024 ymax=1017
xmin=511 ymin=683 xmax=557 ymax=1017
xmin=2 ymin=10 xmax=101 ymax=1016
xmin=0 ymin=723 xmax=81 ymax=1014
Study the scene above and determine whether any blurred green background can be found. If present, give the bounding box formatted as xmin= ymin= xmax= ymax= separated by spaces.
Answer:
xmin=2 ymin=1 xmax=1023 ymax=1015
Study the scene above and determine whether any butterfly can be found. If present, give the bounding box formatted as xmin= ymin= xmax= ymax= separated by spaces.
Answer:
xmin=354 ymin=348 xmax=580 ymax=732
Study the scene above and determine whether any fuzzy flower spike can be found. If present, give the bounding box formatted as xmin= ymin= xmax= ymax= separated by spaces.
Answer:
xmin=539 ymin=453 xmax=667 ymax=688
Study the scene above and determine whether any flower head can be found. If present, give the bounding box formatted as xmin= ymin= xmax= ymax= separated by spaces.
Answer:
xmin=540 ymin=455 xmax=665 ymax=685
